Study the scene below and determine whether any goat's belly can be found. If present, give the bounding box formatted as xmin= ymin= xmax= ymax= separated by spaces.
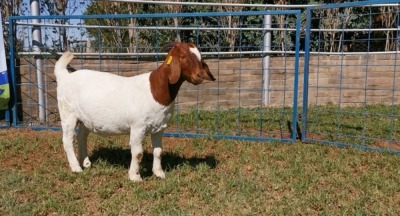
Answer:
xmin=76 ymin=100 xmax=175 ymax=135
xmin=80 ymin=115 xmax=172 ymax=135
xmin=85 ymin=122 xmax=131 ymax=135
xmin=84 ymin=122 xmax=169 ymax=135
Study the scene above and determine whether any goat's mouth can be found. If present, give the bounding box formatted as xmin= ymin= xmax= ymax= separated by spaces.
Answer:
xmin=189 ymin=72 xmax=215 ymax=85
xmin=191 ymin=74 xmax=204 ymax=85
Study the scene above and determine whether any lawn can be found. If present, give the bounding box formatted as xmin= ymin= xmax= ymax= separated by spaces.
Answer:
xmin=1 ymin=128 xmax=400 ymax=215
xmin=170 ymin=104 xmax=400 ymax=150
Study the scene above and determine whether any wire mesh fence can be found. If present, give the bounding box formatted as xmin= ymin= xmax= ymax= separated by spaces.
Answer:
xmin=4 ymin=0 xmax=400 ymax=152
xmin=302 ymin=0 xmax=400 ymax=152
xmin=6 ymin=10 xmax=302 ymax=142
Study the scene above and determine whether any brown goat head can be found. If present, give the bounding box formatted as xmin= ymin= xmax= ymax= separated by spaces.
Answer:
xmin=164 ymin=42 xmax=216 ymax=85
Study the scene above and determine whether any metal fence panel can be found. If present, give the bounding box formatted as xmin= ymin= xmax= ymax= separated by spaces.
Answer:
xmin=7 ymin=10 xmax=302 ymax=142
xmin=302 ymin=0 xmax=400 ymax=153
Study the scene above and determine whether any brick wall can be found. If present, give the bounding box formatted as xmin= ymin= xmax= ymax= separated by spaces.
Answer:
xmin=15 ymin=54 xmax=400 ymax=122
xmin=305 ymin=54 xmax=400 ymax=106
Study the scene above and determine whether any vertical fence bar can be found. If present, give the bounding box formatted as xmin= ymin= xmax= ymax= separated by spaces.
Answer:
xmin=361 ymin=8 xmax=373 ymax=145
xmin=216 ymin=26 xmax=221 ymax=135
xmin=291 ymin=11 xmax=301 ymax=141
xmin=389 ymin=6 xmax=400 ymax=149
xmin=263 ymin=14 xmax=271 ymax=106
xmin=31 ymin=0 xmax=46 ymax=122
xmin=8 ymin=18 xmax=18 ymax=127
xmin=195 ymin=25 xmax=200 ymax=134
xmin=302 ymin=8 xmax=312 ymax=141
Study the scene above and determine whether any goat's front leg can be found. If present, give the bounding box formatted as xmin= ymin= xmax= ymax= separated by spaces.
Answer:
xmin=128 ymin=128 xmax=145 ymax=182
xmin=151 ymin=130 xmax=165 ymax=179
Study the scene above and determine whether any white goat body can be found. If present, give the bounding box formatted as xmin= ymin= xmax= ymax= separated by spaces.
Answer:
xmin=54 ymin=42 xmax=215 ymax=182
xmin=56 ymin=70 xmax=174 ymax=135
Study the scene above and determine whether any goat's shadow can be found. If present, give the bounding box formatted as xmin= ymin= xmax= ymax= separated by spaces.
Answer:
xmin=90 ymin=147 xmax=218 ymax=178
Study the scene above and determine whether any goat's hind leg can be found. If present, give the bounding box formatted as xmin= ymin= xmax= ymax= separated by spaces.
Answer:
xmin=151 ymin=131 xmax=165 ymax=179
xmin=77 ymin=123 xmax=91 ymax=168
xmin=60 ymin=115 xmax=82 ymax=172
xmin=58 ymin=98 xmax=82 ymax=172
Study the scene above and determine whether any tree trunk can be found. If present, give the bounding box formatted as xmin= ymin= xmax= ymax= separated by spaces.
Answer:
xmin=174 ymin=17 xmax=181 ymax=42
xmin=56 ymin=0 xmax=69 ymax=50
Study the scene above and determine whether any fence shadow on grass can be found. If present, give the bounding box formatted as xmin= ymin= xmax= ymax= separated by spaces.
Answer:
xmin=90 ymin=147 xmax=218 ymax=178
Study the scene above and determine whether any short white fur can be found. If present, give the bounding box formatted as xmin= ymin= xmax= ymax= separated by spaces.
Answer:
xmin=54 ymin=51 xmax=175 ymax=182
xmin=189 ymin=47 xmax=201 ymax=60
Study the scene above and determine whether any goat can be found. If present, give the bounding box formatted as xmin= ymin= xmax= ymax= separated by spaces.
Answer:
xmin=54 ymin=42 xmax=216 ymax=182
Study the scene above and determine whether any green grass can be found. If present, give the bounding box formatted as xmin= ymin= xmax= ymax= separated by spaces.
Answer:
xmin=171 ymin=104 xmax=400 ymax=149
xmin=1 ymin=129 xmax=400 ymax=215
xmin=305 ymin=104 xmax=400 ymax=147
xmin=171 ymin=107 xmax=294 ymax=138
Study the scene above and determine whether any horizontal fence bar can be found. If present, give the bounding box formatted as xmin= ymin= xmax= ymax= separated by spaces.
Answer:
xmin=163 ymin=132 xmax=295 ymax=143
xmin=16 ymin=50 xmax=400 ymax=57
xmin=14 ymin=21 xmax=269 ymax=31
xmin=12 ymin=21 xmax=400 ymax=33
xmin=307 ymin=0 xmax=400 ymax=9
xmin=9 ymin=10 xmax=300 ymax=21
xmin=11 ymin=124 xmax=295 ymax=143
xmin=99 ymin=0 xmax=400 ymax=9
xmin=17 ymin=51 xmax=286 ymax=56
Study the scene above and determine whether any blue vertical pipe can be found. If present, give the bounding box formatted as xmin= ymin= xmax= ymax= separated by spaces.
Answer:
xmin=8 ymin=18 xmax=18 ymax=127
xmin=302 ymin=8 xmax=312 ymax=141
xmin=291 ymin=11 xmax=301 ymax=141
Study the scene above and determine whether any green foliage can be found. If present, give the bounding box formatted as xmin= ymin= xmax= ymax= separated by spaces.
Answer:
xmin=84 ymin=0 xmax=393 ymax=53
xmin=81 ymin=0 xmax=295 ymax=53
xmin=2 ymin=1 xmax=400 ymax=54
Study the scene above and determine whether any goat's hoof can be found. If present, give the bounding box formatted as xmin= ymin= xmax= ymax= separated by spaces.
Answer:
xmin=129 ymin=174 xmax=143 ymax=182
xmin=71 ymin=165 xmax=83 ymax=173
xmin=83 ymin=157 xmax=91 ymax=168
xmin=153 ymin=169 xmax=166 ymax=179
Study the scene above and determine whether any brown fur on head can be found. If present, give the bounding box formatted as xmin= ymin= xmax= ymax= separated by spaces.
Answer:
xmin=164 ymin=42 xmax=215 ymax=85
xmin=150 ymin=42 xmax=216 ymax=106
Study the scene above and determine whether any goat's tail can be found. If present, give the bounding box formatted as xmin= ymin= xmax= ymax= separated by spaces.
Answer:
xmin=54 ymin=51 xmax=74 ymax=80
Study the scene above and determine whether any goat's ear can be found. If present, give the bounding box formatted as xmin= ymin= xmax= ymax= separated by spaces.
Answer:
xmin=167 ymin=54 xmax=181 ymax=84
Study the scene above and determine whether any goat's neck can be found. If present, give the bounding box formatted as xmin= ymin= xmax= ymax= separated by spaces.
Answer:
xmin=149 ymin=66 xmax=184 ymax=106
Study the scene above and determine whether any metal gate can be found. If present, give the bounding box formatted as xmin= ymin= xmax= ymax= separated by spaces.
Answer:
xmin=5 ymin=10 xmax=302 ymax=142
xmin=302 ymin=0 xmax=400 ymax=153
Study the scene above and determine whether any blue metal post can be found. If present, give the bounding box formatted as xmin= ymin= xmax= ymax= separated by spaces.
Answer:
xmin=291 ymin=11 xmax=302 ymax=141
xmin=302 ymin=8 xmax=312 ymax=141
xmin=8 ymin=18 xmax=18 ymax=127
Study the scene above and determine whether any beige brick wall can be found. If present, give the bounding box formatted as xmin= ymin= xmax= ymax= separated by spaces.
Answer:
xmin=15 ymin=54 xmax=400 ymax=122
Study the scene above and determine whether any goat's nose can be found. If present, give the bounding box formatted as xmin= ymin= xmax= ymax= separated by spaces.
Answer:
xmin=201 ymin=71 xmax=216 ymax=81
